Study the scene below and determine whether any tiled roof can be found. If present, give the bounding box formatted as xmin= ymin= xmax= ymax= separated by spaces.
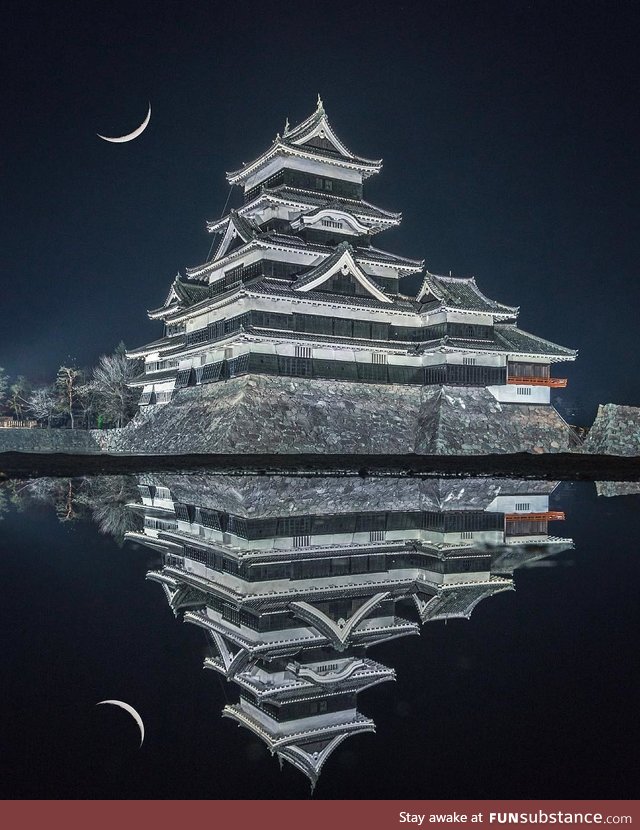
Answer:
xmin=186 ymin=232 xmax=422 ymax=280
xmin=127 ymin=334 xmax=182 ymax=357
xmin=129 ymin=367 xmax=177 ymax=386
xmin=291 ymin=242 xmax=390 ymax=301
xmin=257 ymin=185 xmax=401 ymax=220
xmin=173 ymin=278 xmax=211 ymax=305
xmin=261 ymin=232 xmax=422 ymax=268
xmin=248 ymin=279 xmax=414 ymax=311
xmin=494 ymin=324 xmax=577 ymax=357
xmin=418 ymin=273 xmax=518 ymax=314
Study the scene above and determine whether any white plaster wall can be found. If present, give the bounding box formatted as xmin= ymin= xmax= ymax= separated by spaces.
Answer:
xmin=446 ymin=354 xmax=505 ymax=366
xmin=487 ymin=384 xmax=550 ymax=404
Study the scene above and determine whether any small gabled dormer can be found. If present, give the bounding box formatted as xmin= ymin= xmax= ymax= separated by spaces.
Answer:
xmin=291 ymin=206 xmax=372 ymax=246
xmin=293 ymin=243 xmax=393 ymax=303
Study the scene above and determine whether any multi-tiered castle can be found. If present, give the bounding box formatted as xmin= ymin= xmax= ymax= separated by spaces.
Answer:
xmin=128 ymin=98 xmax=575 ymax=417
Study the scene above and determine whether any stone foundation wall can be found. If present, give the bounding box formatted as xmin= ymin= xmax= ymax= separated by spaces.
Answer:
xmin=582 ymin=404 xmax=640 ymax=456
xmin=595 ymin=481 xmax=640 ymax=497
xmin=98 ymin=376 xmax=577 ymax=456
xmin=0 ymin=428 xmax=103 ymax=454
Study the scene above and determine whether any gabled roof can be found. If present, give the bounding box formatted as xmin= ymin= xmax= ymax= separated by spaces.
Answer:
xmin=172 ymin=276 xmax=211 ymax=305
xmin=226 ymin=98 xmax=382 ymax=185
xmin=276 ymin=733 xmax=365 ymax=791
xmin=292 ymin=242 xmax=393 ymax=303
xmin=413 ymin=580 xmax=514 ymax=623
xmin=222 ymin=704 xmax=375 ymax=790
xmin=208 ymin=210 xmax=260 ymax=260
xmin=244 ymin=184 xmax=401 ymax=222
xmin=283 ymin=95 xmax=367 ymax=161
xmin=291 ymin=204 xmax=372 ymax=236
xmin=417 ymin=272 xmax=518 ymax=316
xmin=206 ymin=208 xmax=260 ymax=238
xmin=185 ymin=231 xmax=423 ymax=281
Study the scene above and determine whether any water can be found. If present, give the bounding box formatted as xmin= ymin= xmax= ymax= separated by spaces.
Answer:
xmin=0 ymin=474 xmax=638 ymax=799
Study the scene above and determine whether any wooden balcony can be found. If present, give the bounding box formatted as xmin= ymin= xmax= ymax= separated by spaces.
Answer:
xmin=507 ymin=377 xmax=568 ymax=388
xmin=505 ymin=511 xmax=565 ymax=522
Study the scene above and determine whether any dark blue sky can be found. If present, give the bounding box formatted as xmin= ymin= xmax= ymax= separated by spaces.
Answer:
xmin=2 ymin=0 xmax=638 ymax=422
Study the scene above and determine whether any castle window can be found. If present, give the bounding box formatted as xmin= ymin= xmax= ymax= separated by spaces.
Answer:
xmin=295 ymin=346 xmax=312 ymax=358
xmin=462 ymin=357 xmax=476 ymax=366
xmin=516 ymin=387 xmax=532 ymax=396
xmin=515 ymin=502 xmax=531 ymax=511
xmin=372 ymin=353 xmax=387 ymax=364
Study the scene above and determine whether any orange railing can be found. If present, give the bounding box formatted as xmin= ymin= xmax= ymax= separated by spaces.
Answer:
xmin=507 ymin=377 xmax=568 ymax=387
xmin=505 ymin=511 xmax=565 ymax=522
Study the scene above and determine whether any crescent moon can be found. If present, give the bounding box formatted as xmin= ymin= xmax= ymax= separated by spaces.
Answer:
xmin=97 ymin=103 xmax=151 ymax=143
xmin=97 ymin=699 xmax=145 ymax=746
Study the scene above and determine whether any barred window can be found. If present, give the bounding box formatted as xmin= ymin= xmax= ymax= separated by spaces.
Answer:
xmin=200 ymin=362 xmax=223 ymax=384
xmin=185 ymin=327 xmax=209 ymax=346
xmin=357 ymin=363 xmax=388 ymax=382
xmin=295 ymin=346 xmax=312 ymax=358
xmin=462 ymin=357 xmax=476 ymax=366
xmin=372 ymin=353 xmax=387 ymax=364
xmin=517 ymin=387 xmax=532 ymax=396
xmin=174 ymin=369 xmax=192 ymax=388
xmin=184 ymin=545 xmax=207 ymax=563
xmin=199 ymin=508 xmax=222 ymax=530
xmin=278 ymin=356 xmax=312 ymax=377
xmin=227 ymin=354 xmax=250 ymax=377
xmin=515 ymin=503 xmax=531 ymax=511
xmin=174 ymin=504 xmax=192 ymax=522
xmin=293 ymin=535 xmax=311 ymax=547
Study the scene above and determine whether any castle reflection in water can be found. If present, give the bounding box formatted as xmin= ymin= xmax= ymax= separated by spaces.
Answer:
xmin=123 ymin=473 xmax=572 ymax=789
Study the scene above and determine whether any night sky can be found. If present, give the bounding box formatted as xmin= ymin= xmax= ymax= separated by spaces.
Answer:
xmin=2 ymin=1 xmax=639 ymax=423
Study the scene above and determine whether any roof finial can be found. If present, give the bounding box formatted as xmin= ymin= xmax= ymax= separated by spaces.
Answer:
xmin=449 ymin=270 xmax=452 ymax=276
xmin=317 ymin=93 xmax=324 ymax=110
xmin=284 ymin=116 xmax=290 ymax=134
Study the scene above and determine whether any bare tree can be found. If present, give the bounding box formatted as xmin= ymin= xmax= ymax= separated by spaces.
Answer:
xmin=28 ymin=386 xmax=58 ymax=428
xmin=8 ymin=376 xmax=32 ymax=420
xmin=0 ymin=367 xmax=8 ymax=411
xmin=88 ymin=343 xmax=140 ymax=428
xmin=56 ymin=366 xmax=84 ymax=429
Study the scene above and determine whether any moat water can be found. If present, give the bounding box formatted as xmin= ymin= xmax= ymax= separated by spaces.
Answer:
xmin=0 ymin=474 xmax=638 ymax=799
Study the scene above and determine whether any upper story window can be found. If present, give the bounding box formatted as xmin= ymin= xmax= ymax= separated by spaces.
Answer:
xmin=315 ymin=177 xmax=333 ymax=191
xmin=321 ymin=217 xmax=342 ymax=229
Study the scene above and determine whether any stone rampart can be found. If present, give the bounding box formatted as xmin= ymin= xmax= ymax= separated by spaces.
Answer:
xmin=97 ymin=376 xmax=577 ymax=456
xmin=0 ymin=427 xmax=103 ymax=454
xmin=581 ymin=404 xmax=640 ymax=456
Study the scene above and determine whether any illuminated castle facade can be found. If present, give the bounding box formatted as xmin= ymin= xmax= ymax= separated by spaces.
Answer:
xmin=127 ymin=97 xmax=576 ymax=408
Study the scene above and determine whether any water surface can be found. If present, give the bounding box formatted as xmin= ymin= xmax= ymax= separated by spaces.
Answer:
xmin=0 ymin=474 xmax=637 ymax=799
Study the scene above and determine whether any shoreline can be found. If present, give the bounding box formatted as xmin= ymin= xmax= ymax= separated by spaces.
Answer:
xmin=1 ymin=450 xmax=640 ymax=481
